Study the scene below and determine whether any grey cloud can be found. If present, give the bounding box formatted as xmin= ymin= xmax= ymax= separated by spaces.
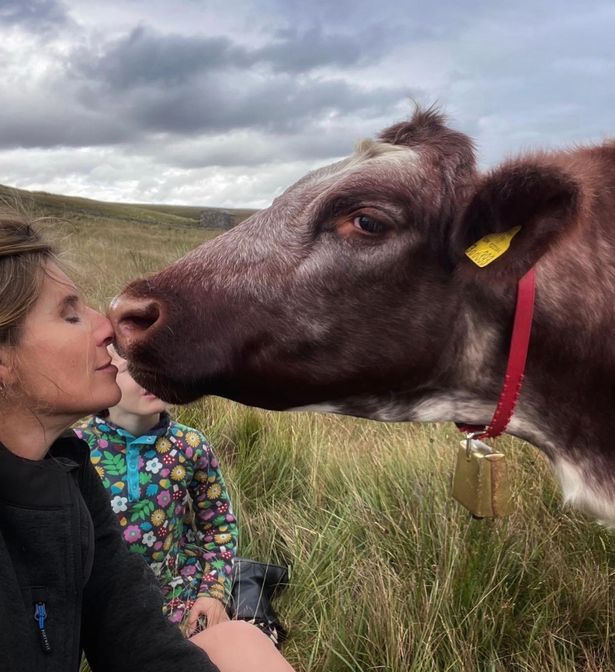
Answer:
xmin=0 ymin=0 xmax=69 ymax=29
xmin=113 ymin=74 xmax=410 ymax=135
xmin=72 ymin=23 xmax=396 ymax=93
xmin=74 ymin=26 xmax=249 ymax=89
xmin=68 ymin=25 xmax=411 ymax=138
xmin=255 ymin=24 xmax=395 ymax=73
xmin=0 ymin=97 xmax=136 ymax=149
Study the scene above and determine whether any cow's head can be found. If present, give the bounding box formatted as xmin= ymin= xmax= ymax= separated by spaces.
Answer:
xmin=110 ymin=108 xmax=580 ymax=416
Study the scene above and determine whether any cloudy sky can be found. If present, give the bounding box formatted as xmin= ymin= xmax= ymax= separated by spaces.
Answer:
xmin=0 ymin=0 xmax=613 ymax=208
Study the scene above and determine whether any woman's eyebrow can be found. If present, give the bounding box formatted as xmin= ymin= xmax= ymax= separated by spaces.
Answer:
xmin=58 ymin=294 xmax=80 ymax=310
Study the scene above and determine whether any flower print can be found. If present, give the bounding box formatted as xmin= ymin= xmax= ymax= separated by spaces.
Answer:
xmin=95 ymin=465 xmax=105 ymax=479
xmin=169 ymin=576 xmax=184 ymax=589
xmin=145 ymin=457 xmax=163 ymax=474
xmin=209 ymin=585 xmax=225 ymax=600
xmin=171 ymin=465 xmax=186 ymax=481
xmin=207 ymin=483 xmax=222 ymax=500
xmin=150 ymin=562 xmax=163 ymax=575
xmin=151 ymin=509 xmax=166 ymax=526
xmin=195 ymin=471 xmax=207 ymax=483
xmin=183 ymin=564 xmax=197 ymax=577
xmin=110 ymin=495 xmax=128 ymax=513
xmin=214 ymin=532 xmax=232 ymax=545
xmin=123 ymin=525 xmax=142 ymax=543
xmin=98 ymin=439 xmax=109 ymax=448
xmin=155 ymin=529 xmax=167 ymax=541
xmin=157 ymin=438 xmax=172 ymax=453
xmin=185 ymin=432 xmax=201 ymax=447
xmin=142 ymin=531 xmax=156 ymax=547
xmin=156 ymin=491 xmax=171 ymax=507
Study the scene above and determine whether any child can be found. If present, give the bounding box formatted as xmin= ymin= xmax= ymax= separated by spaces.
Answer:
xmin=75 ymin=347 xmax=238 ymax=635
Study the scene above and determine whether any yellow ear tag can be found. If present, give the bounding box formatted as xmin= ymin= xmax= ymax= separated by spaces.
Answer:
xmin=465 ymin=225 xmax=522 ymax=268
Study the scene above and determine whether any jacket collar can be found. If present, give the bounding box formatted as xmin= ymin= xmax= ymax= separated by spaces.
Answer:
xmin=89 ymin=411 xmax=171 ymax=443
xmin=0 ymin=432 xmax=84 ymax=508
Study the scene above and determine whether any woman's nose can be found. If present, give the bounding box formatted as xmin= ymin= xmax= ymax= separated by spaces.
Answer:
xmin=92 ymin=308 xmax=115 ymax=347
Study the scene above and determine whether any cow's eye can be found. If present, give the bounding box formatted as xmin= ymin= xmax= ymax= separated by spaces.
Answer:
xmin=352 ymin=215 xmax=386 ymax=235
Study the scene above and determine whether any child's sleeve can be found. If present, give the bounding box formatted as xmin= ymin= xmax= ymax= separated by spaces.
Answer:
xmin=188 ymin=431 xmax=238 ymax=602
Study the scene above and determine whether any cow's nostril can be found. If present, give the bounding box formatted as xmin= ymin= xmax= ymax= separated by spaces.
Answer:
xmin=116 ymin=300 xmax=162 ymax=336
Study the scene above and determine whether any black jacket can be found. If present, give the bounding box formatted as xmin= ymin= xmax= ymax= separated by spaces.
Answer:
xmin=0 ymin=432 xmax=219 ymax=672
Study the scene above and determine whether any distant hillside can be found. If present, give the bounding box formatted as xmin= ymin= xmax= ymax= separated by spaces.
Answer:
xmin=0 ymin=184 xmax=256 ymax=229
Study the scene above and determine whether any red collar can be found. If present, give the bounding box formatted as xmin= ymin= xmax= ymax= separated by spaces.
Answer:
xmin=457 ymin=268 xmax=536 ymax=439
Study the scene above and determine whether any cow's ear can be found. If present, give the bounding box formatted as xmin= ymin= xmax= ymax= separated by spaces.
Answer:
xmin=452 ymin=162 xmax=580 ymax=282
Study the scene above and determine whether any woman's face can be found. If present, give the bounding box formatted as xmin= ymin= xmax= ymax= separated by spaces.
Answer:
xmin=2 ymin=263 xmax=121 ymax=420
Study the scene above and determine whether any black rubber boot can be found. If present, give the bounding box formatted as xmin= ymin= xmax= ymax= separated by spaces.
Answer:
xmin=227 ymin=557 xmax=290 ymax=649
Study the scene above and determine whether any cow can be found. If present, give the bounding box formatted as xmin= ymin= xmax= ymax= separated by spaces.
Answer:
xmin=109 ymin=107 xmax=615 ymax=524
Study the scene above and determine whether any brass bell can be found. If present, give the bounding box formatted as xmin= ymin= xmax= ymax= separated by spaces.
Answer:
xmin=452 ymin=438 xmax=511 ymax=518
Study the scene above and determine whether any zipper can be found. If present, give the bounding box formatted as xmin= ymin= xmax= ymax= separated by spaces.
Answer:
xmin=32 ymin=588 xmax=52 ymax=654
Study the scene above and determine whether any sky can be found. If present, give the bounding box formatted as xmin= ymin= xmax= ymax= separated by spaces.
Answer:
xmin=0 ymin=0 xmax=613 ymax=208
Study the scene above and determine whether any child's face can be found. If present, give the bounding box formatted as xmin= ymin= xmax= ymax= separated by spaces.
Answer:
xmin=110 ymin=349 xmax=170 ymax=417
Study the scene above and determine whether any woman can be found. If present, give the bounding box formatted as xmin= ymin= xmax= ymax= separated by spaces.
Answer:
xmin=0 ymin=214 xmax=294 ymax=672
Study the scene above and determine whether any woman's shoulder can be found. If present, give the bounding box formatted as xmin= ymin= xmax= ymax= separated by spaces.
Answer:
xmin=50 ymin=430 xmax=92 ymax=466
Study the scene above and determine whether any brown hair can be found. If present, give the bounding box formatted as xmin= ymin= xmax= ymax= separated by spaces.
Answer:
xmin=0 ymin=213 xmax=60 ymax=347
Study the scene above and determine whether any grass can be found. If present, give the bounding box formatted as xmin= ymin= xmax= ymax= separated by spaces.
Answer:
xmin=21 ymin=188 xmax=614 ymax=672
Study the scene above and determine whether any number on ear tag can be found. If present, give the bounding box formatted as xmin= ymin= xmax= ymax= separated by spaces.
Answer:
xmin=465 ymin=226 xmax=521 ymax=268
xmin=452 ymin=439 xmax=511 ymax=518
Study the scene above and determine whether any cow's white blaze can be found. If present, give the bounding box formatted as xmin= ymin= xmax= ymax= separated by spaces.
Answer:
xmin=553 ymin=455 xmax=615 ymax=526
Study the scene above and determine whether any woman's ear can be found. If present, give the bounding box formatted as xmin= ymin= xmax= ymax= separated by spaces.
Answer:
xmin=0 ymin=347 xmax=17 ymax=390
xmin=450 ymin=161 xmax=580 ymax=283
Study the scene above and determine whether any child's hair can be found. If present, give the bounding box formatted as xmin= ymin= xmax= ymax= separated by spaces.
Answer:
xmin=0 ymin=213 xmax=61 ymax=347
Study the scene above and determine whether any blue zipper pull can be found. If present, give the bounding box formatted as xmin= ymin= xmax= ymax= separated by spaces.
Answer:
xmin=34 ymin=602 xmax=52 ymax=653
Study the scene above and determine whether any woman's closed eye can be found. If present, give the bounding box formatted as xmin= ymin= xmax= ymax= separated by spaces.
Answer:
xmin=59 ymin=293 xmax=83 ymax=323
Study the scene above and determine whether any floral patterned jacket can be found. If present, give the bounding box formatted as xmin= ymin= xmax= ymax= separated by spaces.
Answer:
xmin=74 ymin=414 xmax=237 ymax=602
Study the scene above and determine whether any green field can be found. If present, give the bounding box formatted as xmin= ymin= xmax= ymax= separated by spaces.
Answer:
xmin=12 ymin=186 xmax=613 ymax=671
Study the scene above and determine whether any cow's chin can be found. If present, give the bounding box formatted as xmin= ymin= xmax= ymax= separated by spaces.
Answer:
xmin=127 ymin=365 xmax=205 ymax=405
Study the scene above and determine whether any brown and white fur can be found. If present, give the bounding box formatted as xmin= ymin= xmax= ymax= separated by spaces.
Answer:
xmin=110 ymin=108 xmax=615 ymax=524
